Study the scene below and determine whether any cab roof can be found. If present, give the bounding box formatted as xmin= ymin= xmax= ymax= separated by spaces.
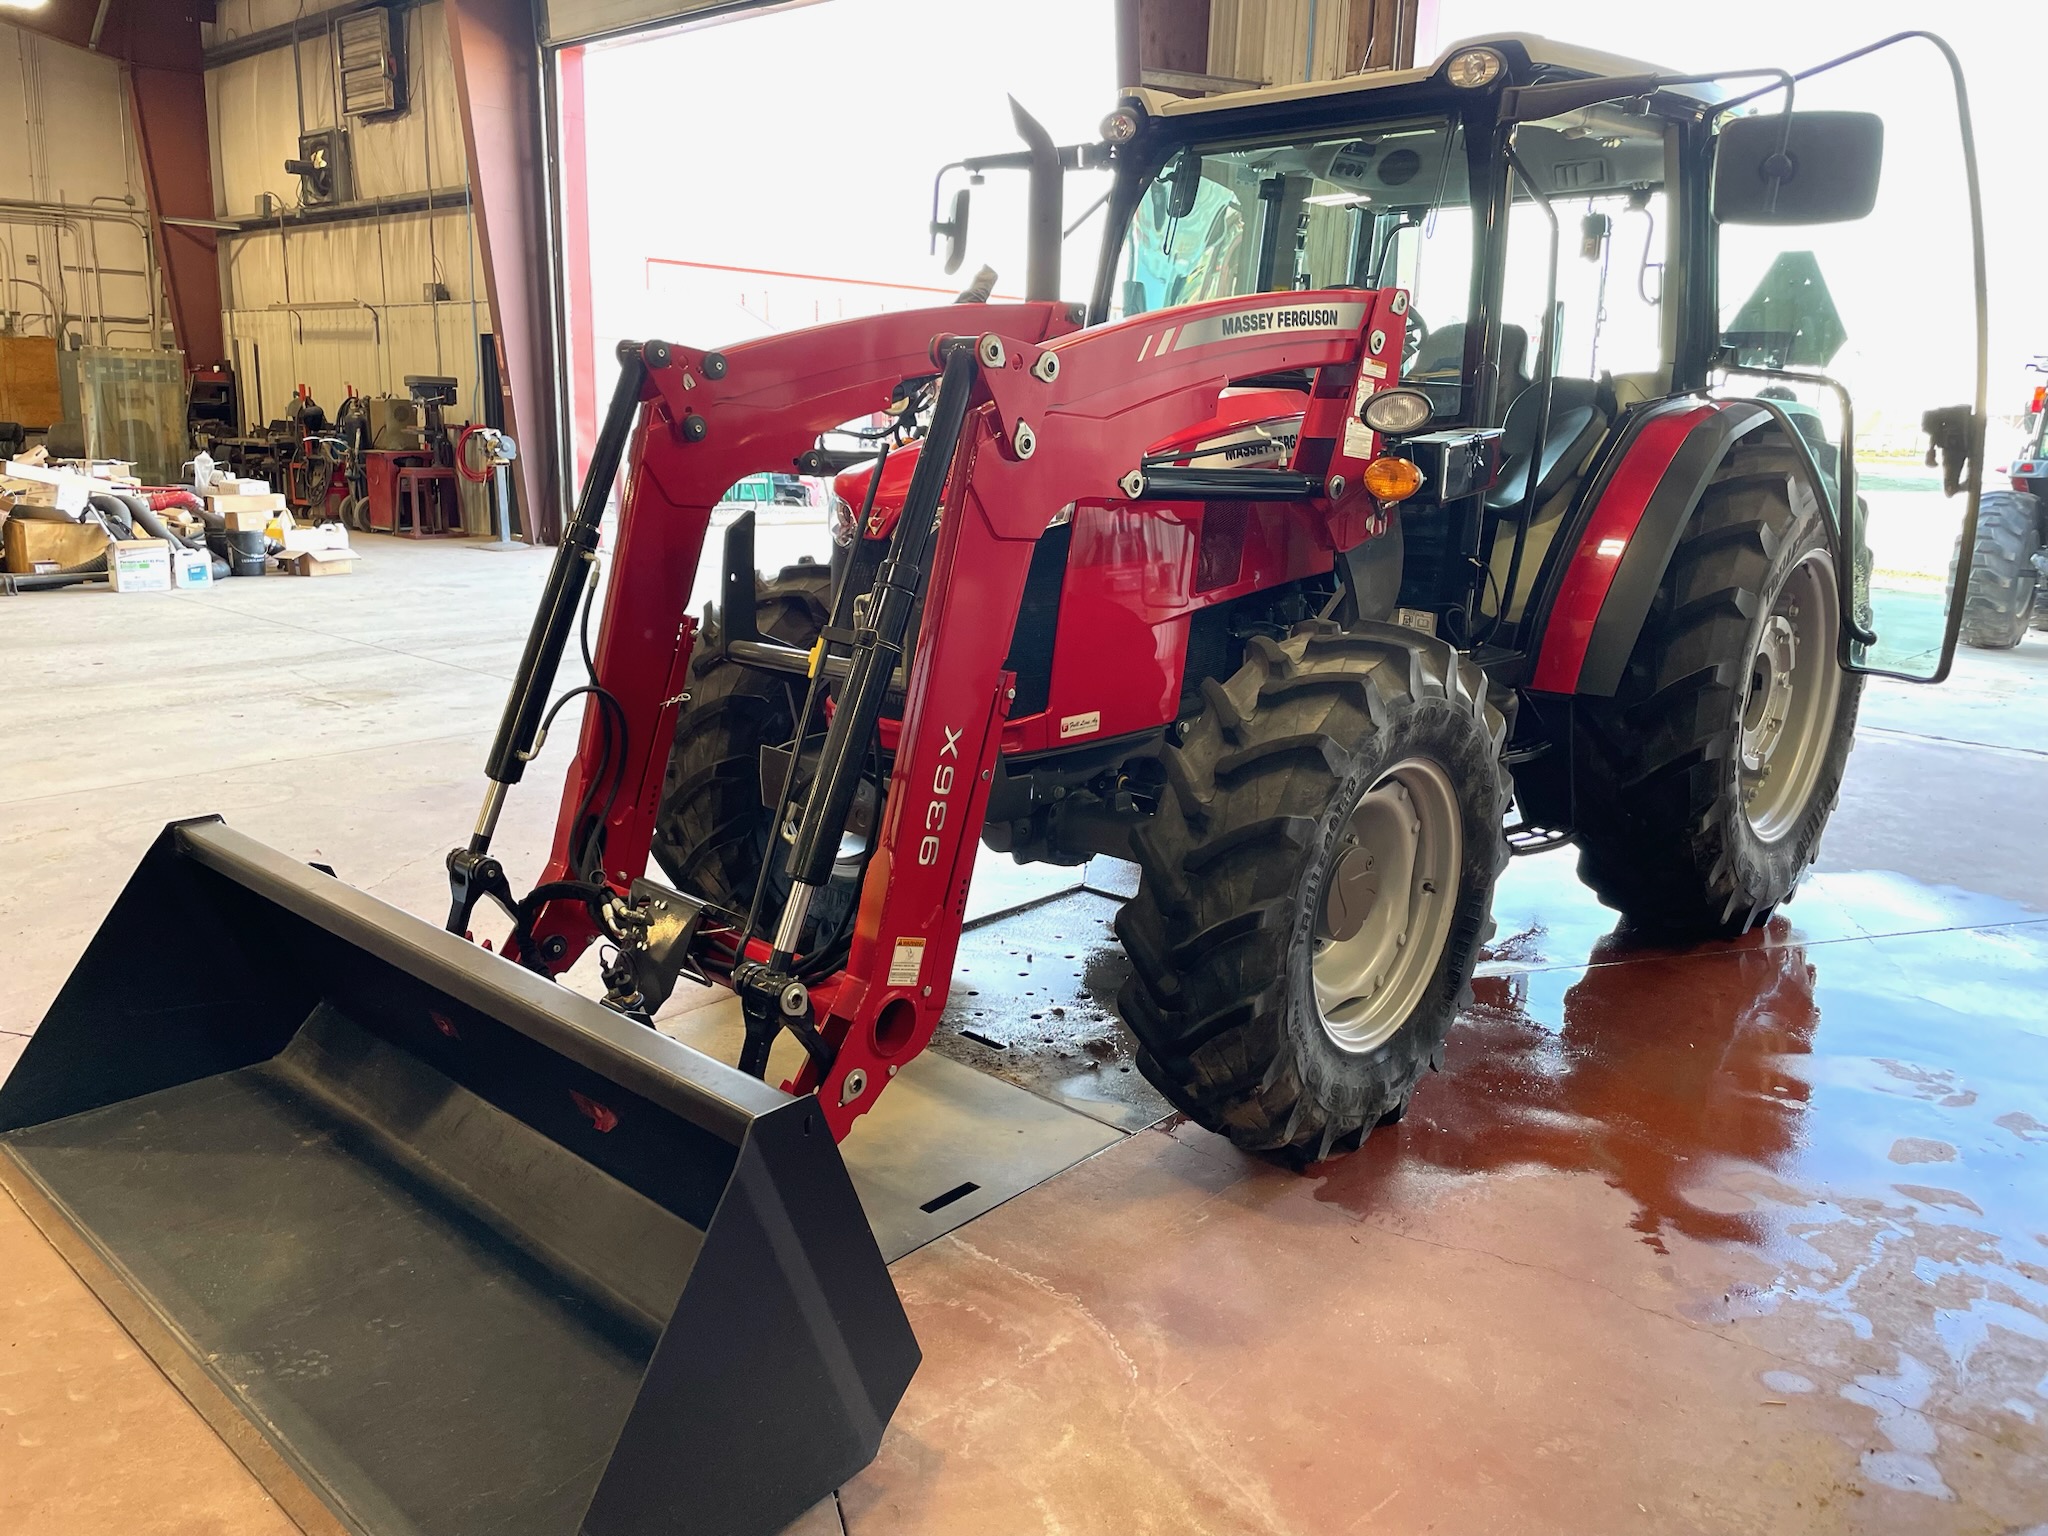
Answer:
xmin=1131 ymin=33 xmax=1698 ymax=119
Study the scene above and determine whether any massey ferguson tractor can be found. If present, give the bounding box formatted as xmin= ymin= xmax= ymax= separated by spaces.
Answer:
xmin=0 ymin=32 xmax=1990 ymax=1536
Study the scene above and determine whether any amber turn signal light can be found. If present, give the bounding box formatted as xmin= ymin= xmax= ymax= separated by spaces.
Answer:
xmin=1362 ymin=455 xmax=1424 ymax=503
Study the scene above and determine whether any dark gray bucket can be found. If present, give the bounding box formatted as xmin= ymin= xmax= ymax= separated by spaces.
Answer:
xmin=228 ymin=528 xmax=268 ymax=575
xmin=0 ymin=817 xmax=917 ymax=1536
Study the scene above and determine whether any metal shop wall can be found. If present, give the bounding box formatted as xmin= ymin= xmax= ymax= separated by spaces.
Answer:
xmin=1121 ymin=0 xmax=1425 ymax=91
xmin=0 ymin=21 xmax=168 ymax=353
xmin=205 ymin=0 xmax=486 ymax=434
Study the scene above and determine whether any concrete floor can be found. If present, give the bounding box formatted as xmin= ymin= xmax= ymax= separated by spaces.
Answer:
xmin=2 ymin=532 xmax=2046 ymax=1534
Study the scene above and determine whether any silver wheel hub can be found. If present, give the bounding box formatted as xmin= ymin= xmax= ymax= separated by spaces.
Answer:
xmin=1739 ymin=547 xmax=1842 ymax=842
xmin=1312 ymin=760 xmax=1461 ymax=1054
xmin=1740 ymin=614 xmax=1798 ymax=774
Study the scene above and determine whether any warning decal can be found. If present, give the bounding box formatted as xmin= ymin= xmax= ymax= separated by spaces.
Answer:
xmin=888 ymin=937 xmax=926 ymax=987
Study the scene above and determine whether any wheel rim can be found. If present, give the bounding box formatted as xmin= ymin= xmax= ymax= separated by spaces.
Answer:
xmin=1312 ymin=758 xmax=1462 ymax=1053
xmin=1740 ymin=546 xmax=1842 ymax=842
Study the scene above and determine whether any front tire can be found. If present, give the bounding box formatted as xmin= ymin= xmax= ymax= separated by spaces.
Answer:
xmin=653 ymin=562 xmax=856 ymax=940
xmin=1574 ymin=440 xmax=1864 ymax=936
xmin=1115 ymin=622 xmax=1510 ymax=1160
xmin=1958 ymin=490 xmax=2040 ymax=649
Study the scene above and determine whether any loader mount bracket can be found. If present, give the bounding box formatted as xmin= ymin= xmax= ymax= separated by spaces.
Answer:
xmin=445 ymin=845 xmax=519 ymax=937
xmin=596 ymin=876 xmax=716 ymax=1021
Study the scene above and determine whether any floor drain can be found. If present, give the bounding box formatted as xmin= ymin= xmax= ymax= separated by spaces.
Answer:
xmin=920 ymin=1181 xmax=981 ymax=1214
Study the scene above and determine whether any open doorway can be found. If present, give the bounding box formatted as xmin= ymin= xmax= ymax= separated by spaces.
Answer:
xmin=556 ymin=0 xmax=1116 ymax=586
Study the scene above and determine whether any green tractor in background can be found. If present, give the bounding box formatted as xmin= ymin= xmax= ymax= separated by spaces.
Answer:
xmin=1960 ymin=355 xmax=2047 ymax=647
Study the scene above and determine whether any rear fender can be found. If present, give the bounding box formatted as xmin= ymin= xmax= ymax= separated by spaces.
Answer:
xmin=1529 ymin=398 xmax=1774 ymax=696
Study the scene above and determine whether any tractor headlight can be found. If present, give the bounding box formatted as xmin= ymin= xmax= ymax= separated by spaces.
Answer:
xmin=1100 ymin=107 xmax=1142 ymax=144
xmin=1360 ymin=387 xmax=1434 ymax=438
xmin=1444 ymin=47 xmax=1505 ymax=89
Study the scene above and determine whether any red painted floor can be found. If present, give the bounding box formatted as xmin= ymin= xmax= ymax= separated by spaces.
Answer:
xmin=826 ymin=855 xmax=2048 ymax=1534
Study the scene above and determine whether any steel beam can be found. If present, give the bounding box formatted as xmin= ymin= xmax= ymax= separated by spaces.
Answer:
xmin=444 ymin=0 xmax=560 ymax=543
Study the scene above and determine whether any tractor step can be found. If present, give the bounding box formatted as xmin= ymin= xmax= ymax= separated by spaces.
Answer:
xmin=1504 ymin=819 xmax=1573 ymax=855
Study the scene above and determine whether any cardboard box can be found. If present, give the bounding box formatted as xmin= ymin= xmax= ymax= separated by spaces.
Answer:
xmin=206 ymin=492 xmax=287 ymax=514
xmin=108 ymin=538 xmax=171 ymax=593
xmin=221 ymin=508 xmax=273 ymax=533
xmin=171 ymin=547 xmax=213 ymax=589
xmin=283 ymin=548 xmax=360 ymax=577
xmin=3 ymin=516 xmax=108 ymax=574
xmin=282 ymin=525 xmax=352 ymax=555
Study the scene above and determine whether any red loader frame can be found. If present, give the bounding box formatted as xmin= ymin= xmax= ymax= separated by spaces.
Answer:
xmin=465 ymin=288 xmax=1408 ymax=1139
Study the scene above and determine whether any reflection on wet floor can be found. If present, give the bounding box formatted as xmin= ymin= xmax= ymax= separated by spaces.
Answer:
xmin=923 ymin=841 xmax=2048 ymax=1510
xmin=1315 ymin=879 xmax=2048 ymax=1507
xmin=1485 ymin=845 xmax=2047 ymax=974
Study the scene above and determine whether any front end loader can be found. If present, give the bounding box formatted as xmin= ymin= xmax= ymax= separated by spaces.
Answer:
xmin=1 ymin=31 xmax=1990 ymax=1536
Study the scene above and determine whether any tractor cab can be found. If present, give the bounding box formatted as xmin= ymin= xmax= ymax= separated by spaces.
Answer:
xmin=1075 ymin=32 xmax=1989 ymax=683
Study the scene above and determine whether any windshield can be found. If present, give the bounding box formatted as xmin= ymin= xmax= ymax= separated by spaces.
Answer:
xmin=1113 ymin=115 xmax=1471 ymax=321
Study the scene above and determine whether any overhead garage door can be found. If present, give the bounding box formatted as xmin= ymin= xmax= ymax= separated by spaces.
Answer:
xmin=543 ymin=0 xmax=811 ymax=46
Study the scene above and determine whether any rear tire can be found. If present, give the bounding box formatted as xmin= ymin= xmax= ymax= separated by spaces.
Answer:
xmin=1115 ymin=622 xmax=1510 ymax=1160
xmin=1573 ymin=441 xmax=1863 ymax=937
xmin=1958 ymin=491 xmax=2040 ymax=649
xmin=653 ymin=562 xmax=856 ymax=938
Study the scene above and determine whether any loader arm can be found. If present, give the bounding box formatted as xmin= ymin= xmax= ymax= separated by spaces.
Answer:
xmin=517 ymin=304 xmax=1078 ymax=965
xmin=514 ymin=290 xmax=1410 ymax=1138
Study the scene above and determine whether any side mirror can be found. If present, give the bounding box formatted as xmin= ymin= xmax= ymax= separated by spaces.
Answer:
xmin=1713 ymin=110 xmax=1883 ymax=225
xmin=1166 ymin=149 xmax=1203 ymax=220
xmin=930 ymin=187 xmax=971 ymax=275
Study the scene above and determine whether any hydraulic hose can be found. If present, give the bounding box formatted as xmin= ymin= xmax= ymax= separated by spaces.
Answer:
xmin=477 ymin=342 xmax=649 ymax=803
xmin=770 ymin=342 xmax=980 ymax=965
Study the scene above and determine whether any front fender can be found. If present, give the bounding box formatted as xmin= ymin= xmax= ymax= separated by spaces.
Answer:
xmin=1529 ymin=398 xmax=1774 ymax=696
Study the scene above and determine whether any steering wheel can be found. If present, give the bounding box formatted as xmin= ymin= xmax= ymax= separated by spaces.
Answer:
xmin=1401 ymin=308 xmax=1428 ymax=372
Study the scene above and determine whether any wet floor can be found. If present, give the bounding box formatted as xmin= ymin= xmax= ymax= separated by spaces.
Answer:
xmin=848 ymin=846 xmax=2048 ymax=1534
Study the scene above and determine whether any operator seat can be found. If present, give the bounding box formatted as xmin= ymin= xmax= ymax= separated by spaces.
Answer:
xmin=1411 ymin=322 xmax=1532 ymax=405
xmin=1485 ymin=377 xmax=1610 ymax=512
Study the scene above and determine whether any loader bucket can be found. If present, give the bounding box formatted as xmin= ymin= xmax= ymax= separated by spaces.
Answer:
xmin=0 ymin=817 xmax=917 ymax=1536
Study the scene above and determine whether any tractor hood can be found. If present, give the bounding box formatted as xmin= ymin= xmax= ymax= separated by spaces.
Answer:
xmin=834 ymin=385 xmax=1311 ymax=541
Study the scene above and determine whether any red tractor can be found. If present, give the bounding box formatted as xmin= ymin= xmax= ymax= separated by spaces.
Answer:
xmin=449 ymin=32 xmax=1988 ymax=1159
xmin=1 ymin=32 xmax=1993 ymax=1536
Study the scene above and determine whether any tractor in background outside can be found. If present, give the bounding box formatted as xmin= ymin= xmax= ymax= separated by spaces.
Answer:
xmin=1960 ymin=355 xmax=2047 ymax=645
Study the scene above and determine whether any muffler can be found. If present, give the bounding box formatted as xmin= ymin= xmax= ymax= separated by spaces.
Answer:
xmin=0 ymin=817 xmax=916 ymax=1536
